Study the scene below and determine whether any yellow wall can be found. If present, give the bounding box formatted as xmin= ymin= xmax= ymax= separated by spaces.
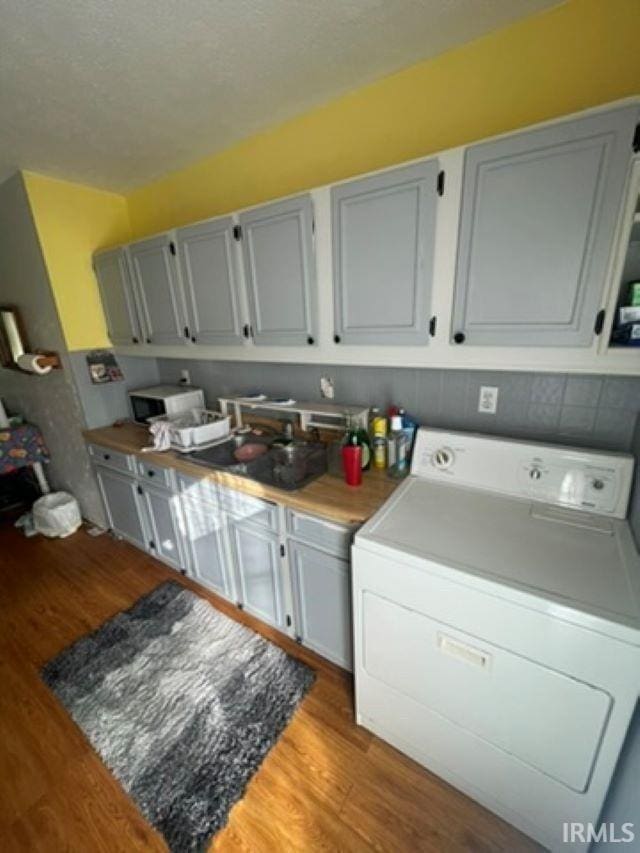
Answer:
xmin=23 ymin=172 xmax=130 ymax=351
xmin=24 ymin=0 xmax=640 ymax=349
xmin=127 ymin=0 xmax=640 ymax=237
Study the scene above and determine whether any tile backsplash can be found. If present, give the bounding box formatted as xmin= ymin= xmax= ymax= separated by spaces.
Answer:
xmin=156 ymin=359 xmax=640 ymax=453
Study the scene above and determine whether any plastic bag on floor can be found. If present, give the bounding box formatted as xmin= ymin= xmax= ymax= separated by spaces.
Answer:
xmin=32 ymin=492 xmax=82 ymax=538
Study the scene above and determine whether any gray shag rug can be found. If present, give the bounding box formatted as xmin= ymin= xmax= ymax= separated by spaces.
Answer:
xmin=42 ymin=581 xmax=315 ymax=852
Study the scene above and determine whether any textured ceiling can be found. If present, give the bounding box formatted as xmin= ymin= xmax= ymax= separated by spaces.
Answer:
xmin=0 ymin=0 xmax=561 ymax=191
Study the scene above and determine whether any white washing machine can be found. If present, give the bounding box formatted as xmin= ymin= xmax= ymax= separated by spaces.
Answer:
xmin=352 ymin=428 xmax=640 ymax=852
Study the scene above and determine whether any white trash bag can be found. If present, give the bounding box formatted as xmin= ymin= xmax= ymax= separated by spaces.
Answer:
xmin=32 ymin=492 xmax=82 ymax=538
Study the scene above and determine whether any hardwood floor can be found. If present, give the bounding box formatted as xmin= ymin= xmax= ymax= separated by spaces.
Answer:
xmin=0 ymin=524 xmax=540 ymax=852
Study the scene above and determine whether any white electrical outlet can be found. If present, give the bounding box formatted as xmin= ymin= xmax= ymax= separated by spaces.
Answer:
xmin=478 ymin=386 xmax=499 ymax=414
xmin=320 ymin=376 xmax=334 ymax=399
xmin=180 ymin=369 xmax=191 ymax=385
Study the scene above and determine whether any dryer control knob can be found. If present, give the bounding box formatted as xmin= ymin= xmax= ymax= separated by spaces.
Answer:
xmin=433 ymin=448 xmax=454 ymax=470
xmin=529 ymin=467 xmax=542 ymax=481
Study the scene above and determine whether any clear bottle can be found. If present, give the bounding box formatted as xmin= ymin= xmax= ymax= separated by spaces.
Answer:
xmin=388 ymin=414 xmax=409 ymax=478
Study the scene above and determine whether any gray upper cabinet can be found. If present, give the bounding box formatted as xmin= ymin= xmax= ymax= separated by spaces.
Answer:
xmin=239 ymin=195 xmax=317 ymax=346
xmin=452 ymin=106 xmax=639 ymax=347
xmin=93 ymin=248 xmax=142 ymax=346
xmin=128 ymin=234 xmax=187 ymax=346
xmin=176 ymin=217 xmax=244 ymax=346
xmin=331 ymin=160 xmax=439 ymax=345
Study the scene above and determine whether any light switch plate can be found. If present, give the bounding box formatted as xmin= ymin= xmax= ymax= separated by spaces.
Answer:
xmin=320 ymin=375 xmax=335 ymax=399
xmin=478 ymin=386 xmax=499 ymax=414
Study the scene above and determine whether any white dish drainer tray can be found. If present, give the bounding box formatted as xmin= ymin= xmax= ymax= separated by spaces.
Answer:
xmin=148 ymin=408 xmax=231 ymax=451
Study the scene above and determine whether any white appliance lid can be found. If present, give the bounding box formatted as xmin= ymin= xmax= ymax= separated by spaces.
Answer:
xmin=359 ymin=477 xmax=640 ymax=634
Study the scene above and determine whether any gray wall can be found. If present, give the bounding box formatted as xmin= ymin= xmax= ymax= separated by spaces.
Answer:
xmin=155 ymin=357 xmax=640 ymax=541
xmin=68 ymin=351 xmax=160 ymax=429
xmin=0 ymin=173 xmax=105 ymax=525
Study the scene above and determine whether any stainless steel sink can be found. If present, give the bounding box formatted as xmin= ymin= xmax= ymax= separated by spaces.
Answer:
xmin=186 ymin=433 xmax=327 ymax=490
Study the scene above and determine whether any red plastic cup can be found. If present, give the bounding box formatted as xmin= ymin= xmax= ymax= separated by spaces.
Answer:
xmin=342 ymin=445 xmax=362 ymax=486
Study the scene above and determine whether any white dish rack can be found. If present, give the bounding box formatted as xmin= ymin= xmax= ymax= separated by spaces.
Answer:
xmin=148 ymin=408 xmax=231 ymax=451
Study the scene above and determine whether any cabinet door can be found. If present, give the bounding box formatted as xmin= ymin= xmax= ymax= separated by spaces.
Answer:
xmin=95 ymin=466 xmax=147 ymax=549
xmin=452 ymin=106 xmax=638 ymax=347
xmin=93 ymin=248 xmax=142 ymax=346
xmin=239 ymin=195 xmax=317 ymax=346
xmin=229 ymin=518 xmax=284 ymax=628
xmin=128 ymin=234 xmax=187 ymax=346
xmin=290 ymin=540 xmax=352 ymax=669
xmin=332 ymin=160 xmax=439 ymax=345
xmin=140 ymin=485 xmax=185 ymax=570
xmin=181 ymin=497 xmax=234 ymax=600
xmin=176 ymin=217 xmax=244 ymax=345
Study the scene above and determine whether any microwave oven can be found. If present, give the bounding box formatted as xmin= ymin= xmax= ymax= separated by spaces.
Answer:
xmin=129 ymin=385 xmax=205 ymax=424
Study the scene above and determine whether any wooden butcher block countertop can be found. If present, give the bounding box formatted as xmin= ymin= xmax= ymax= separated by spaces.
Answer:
xmin=84 ymin=423 xmax=399 ymax=526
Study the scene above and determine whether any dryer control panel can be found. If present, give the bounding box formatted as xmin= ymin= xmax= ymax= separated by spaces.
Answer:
xmin=411 ymin=428 xmax=634 ymax=518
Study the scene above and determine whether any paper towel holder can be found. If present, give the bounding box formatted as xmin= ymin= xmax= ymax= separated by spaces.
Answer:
xmin=0 ymin=305 xmax=61 ymax=373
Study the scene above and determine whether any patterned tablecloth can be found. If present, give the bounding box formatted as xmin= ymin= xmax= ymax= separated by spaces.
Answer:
xmin=0 ymin=424 xmax=50 ymax=475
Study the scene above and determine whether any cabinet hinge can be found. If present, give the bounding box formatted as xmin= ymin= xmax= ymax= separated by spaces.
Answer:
xmin=286 ymin=614 xmax=292 ymax=627
xmin=437 ymin=170 xmax=445 ymax=196
xmin=429 ymin=315 xmax=437 ymax=337
xmin=169 ymin=241 xmax=176 ymax=256
xmin=279 ymin=544 xmax=286 ymax=557
xmin=233 ymin=225 xmax=242 ymax=241
xmin=594 ymin=308 xmax=606 ymax=336
xmin=633 ymin=123 xmax=640 ymax=153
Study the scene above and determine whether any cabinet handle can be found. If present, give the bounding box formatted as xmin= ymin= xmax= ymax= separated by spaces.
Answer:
xmin=147 ymin=470 xmax=155 ymax=477
xmin=146 ymin=337 xmax=152 ymax=344
xmin=191 ymin=336 xmax=197 ymax=343
xmin=132 ymin=336 xmax=139 ymax=344
xmin=149 ymin=540 xmax=156 ymax=550
xmin=184 ymin=326 xmax=190 ymax=339
xmin=334 ymin=334 xmax=341 ymax=344
xmin=453 ymin=332 xmax=465 ymax=344
xmin=429 ymin=316 xmax=437 ymax=337
xmin=307 ymin=336 xmax=315 ymax=345
xmin=243 ymin=324 xmax=250 ymax=339
xmin=137 ymin=485 xmax=143 ymax=495
xmin=103 ymin=453 xmax=111 ymax=460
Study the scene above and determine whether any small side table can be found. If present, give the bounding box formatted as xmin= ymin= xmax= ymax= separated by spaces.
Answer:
xmin=0 ymin=424 xmax=51 ymax=494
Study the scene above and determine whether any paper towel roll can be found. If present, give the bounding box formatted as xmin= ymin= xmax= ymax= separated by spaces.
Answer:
xmin=16 ymin=353 xmax=52 ymax=375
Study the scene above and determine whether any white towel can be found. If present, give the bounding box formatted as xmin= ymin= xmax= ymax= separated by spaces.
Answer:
xmin=142 ymin=420 xmax=172 ymax=452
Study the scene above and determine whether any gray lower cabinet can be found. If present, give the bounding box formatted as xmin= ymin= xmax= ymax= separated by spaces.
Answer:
xmin=95 ymin=465 xmax=147 ymax=550
xmin=331 ymin=159 xmax=439 ymax=345
xmin=140 ymin=484 xmax=185 ymax=570
xmin=228 ymin=517 xmax=285 ymax=629
xmin=176 ymin=216 xmax=244 ymax=346
xmin=93 ymin=248 xmax=143 ymax=346
xmin=289 ymin=540 xmax=352 ymax=669
xmin=452 ymin=105 xmax=639 ymax=347
xmin=128 ymin=233 xmax=187 ymax=346
xmin=239 ymin=194 xmax=317 ymax=346
xmin=181 ymin=496 xmax=234 ymax=600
